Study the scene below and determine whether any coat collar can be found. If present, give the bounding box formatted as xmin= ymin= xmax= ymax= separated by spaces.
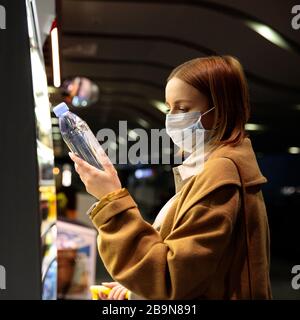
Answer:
xmin=168 ymin=138 xmax=267 ymax=232
xmin=172 ymin=148 xmax=211 ymax=193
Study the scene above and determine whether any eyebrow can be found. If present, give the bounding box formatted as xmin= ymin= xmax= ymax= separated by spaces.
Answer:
xmin=165 ymin=99 xmax=192 ymax=106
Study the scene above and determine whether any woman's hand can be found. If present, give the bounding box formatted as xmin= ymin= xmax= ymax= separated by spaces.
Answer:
xmin=69 ymin=152 xmax=122 ymax=200
xmin=99 ymin=282 xmax=129 ymax=300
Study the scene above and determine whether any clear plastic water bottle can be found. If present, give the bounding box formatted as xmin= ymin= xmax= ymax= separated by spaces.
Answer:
xmin=53 ymin=102 xmax=104 ymax=170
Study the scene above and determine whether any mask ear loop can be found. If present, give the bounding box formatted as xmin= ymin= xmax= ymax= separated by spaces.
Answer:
xmin=201 ymin=106 xmax=215 ymax=118
xmin=197 ymin=107 xmax=216 ymax=151
xmin=202 ymin=106 xmax=220 ymax=132
xmin=191 ymin=107 xmax=215 ymax=153
xmin=196 ymin=106 xmax=216 ymax=129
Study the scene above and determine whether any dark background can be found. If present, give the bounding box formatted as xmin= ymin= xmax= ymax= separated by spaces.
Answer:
xmin=0 ymin=0 xmax=41 ymax=299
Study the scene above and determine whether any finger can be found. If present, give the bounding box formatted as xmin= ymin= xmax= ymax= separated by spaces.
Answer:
xmin=68 ymin=152 xmax=80 ymax=163
xmin=118 ymin=288 xmax=128 ymax=300
xmin=101 ymin=282 xmax=119 ymax=288
xmin=74 ymin=163 xmax=86 ymax=181
xmin=108 ymin=285 xmax=120 ymax=300
xmin=95 ymin=148 xmax=116 ymax=174
xmin=113 ymin=286 xmax=124 ymax=300
xmin=69 ymin=152 xmax=93 ymax=172
xmin=98 ymin=291 xmax=107 ymax=300
xmin=72 ymin=159 xmax=86 ymax=177
xmin=74 ymin=163 xmax=80 ymax=174
xmin=113 ymin=286 xmax=125 ymax=300
xmin=70 ymin=153 xmax=103 ymax=181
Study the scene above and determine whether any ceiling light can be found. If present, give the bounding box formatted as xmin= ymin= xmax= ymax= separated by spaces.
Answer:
xmin=51 ymin=26 xmax=61 ymax=87
xmin=288 ymin=147 xmax=300 ymax=154
xmin=294 ymin=104 xmax=300 ymax=111
xmin=118 ymin=136 xmax=127 ymax=145
xmin=281 ymin=186 xmax=296 ymax=196
xmin=151 ymin=100 xmax=169 ymax=114
xmin=245 ymin=123 xmax=265 ymax=131
xmin=109 ymin=141 xmax=118 ymax=150
xmin=245 ymin=21 xmax=291 ymax=51
xmin=137 ymin=118 xmax=150 ymax=128
xmin=128 ymin=130 xmax=139 ymax=140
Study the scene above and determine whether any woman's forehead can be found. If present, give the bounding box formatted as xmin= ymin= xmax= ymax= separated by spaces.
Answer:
xmin=165 ymin=78 xmax=206 ymax=105
xmin=165 ymin=78 xmax=198 ymax=102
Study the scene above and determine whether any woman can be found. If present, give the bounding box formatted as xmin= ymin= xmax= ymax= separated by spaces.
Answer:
xmin=69 ymin=55 xmax=272 ymax=300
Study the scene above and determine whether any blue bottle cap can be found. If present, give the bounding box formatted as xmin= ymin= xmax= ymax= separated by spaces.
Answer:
xmin=53 ymin=102 xmax=69 ymax=117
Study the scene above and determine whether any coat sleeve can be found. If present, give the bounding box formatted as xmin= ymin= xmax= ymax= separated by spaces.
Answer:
xmin=89 ymin=186 xmax=240 ymax=300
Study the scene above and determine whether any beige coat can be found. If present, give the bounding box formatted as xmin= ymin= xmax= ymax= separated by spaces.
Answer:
xmin=89 ymin=138 xmax=272 ymax=299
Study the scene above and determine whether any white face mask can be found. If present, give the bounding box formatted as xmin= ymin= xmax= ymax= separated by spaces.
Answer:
xmin=165 ymin=107 xmax=215 ymax=153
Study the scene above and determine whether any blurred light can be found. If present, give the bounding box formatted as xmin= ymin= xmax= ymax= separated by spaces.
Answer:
xmin=281 ymin=186 xmax=296 ymax=196
xmin=151 ymin=100 xmax=169 ymax=114
xmin=288 ymin=147 xmax=300 ymax=154
xmin=245 ymin=123 xmax=265 ymax=131
xmin=52 ymin=127 xmax=60 ymax=133
xmin=128 ymin=130 xmax=139 ymax=140
xmin=51 ymin=27 xmax=61 ymax=87
xmin=134 ymin=168 xmax=153 ymax=179
xmin=53 ymin=133 xmax=61 ymax=140
xmin=63 ymin=77 xmax=99 ymax=107
xmin=295 ymin=104 xmax=300 ymax=111
xmin=62 ymin=164 xmax=72 ymax=187
xmin=72 ymin=96 xmax=80 ymax=107
xmin=109 ymin=141 xmax=118 ymax=150
xmin=137 ymin=118 xmax=150 ymax=128
xmin=51 ymin=117 xmax=59 ymax=125
xmin=245 ymin=21 xmax=291 ymax=50
xmin=53 ymin=167 xmax=60 ymax=175
xmin=37 ymin=140 xmax=55 ymax=162
xmin=118 ymin=136 xmax=127 ymax=145
xmin=29 ymin=50 xmax=53 ymax=133
xmin=48 ymin=86 xmax=57 ymax=94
